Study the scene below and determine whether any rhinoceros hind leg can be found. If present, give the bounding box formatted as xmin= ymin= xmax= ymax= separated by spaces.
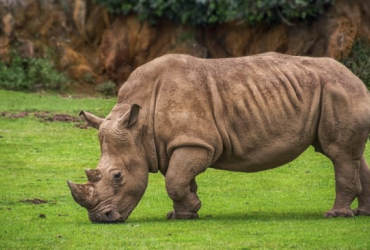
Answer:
xmin=165 ymin=147 xmax=212 ymax=220
xmin=322 ymin=157 xmax=362 ymax=218
xmin=353 ymin=208 xmax=370 ymax=216
xmin=323 ymin=208 xmax=355 ymax=218
xmin=319 ymin=82 xmax=370 ymax=218
xmin=352 ymin=156 xmax=370 ymax=216
xmin=319 ymin=127 xmax=365 ymax=218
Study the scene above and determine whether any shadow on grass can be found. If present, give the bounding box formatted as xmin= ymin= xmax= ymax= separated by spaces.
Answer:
xmin=72 ymin=209 xmax=366 ymax=226
xmin=117 ymin=210 xmax=330 ymax=225
xmin=200 ymin=210 xmax=326 ymax=221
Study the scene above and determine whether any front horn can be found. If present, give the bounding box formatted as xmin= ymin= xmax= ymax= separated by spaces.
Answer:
xmin=67 ymin=180 xmax=95 ymax=209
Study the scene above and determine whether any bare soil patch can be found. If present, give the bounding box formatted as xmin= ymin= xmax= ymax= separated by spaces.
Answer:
xmin=1 ymin=111 xmax=87 ymax=129
xmin=20 ymin=198 xmax=47 ymax=204
xmin=34 ymin=112 xmax=80 ymax=122
xmin=1 ymin=111 xmax=29 ymax=118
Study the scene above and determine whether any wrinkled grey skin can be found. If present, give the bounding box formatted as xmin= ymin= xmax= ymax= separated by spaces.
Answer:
xmin=68 ymin=52 xmax=370 ymax=223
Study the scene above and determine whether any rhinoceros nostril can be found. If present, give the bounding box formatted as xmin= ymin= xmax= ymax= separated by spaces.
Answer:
xmin=104 ymin=211 xmax=113 ymax=221
xmin=104 ymin=211 xmax=115 ymax=222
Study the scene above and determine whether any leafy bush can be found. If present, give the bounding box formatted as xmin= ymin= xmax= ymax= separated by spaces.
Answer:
xmin=93 ymin=0 xmax=334 ymax=25
xmin=95 ymin=81 xmax=116 ymax=96
xmin=0 ymin=52 xmax=68 ymax=91
xmin=341 ymin=40 xmax=370 ymax=88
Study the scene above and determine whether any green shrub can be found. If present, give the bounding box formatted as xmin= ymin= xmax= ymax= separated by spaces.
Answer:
xmin=93 ymin=0 xmax=334 ymax=25
xmin=0 ymin=55 xmax=29 ymax=91
xmin=341 ymin=40 xmax=370 ymax=88
xmin=95 ymin=81 xmax=116 ymax=96
xmin=0 ymin=52 xmax=69 ymax=91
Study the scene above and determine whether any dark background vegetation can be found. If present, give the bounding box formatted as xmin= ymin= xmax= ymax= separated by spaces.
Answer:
xmin=93 ymin=0 xmax=334 ymax=25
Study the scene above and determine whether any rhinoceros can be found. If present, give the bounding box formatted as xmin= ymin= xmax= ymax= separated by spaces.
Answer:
xmin=67 ymin=52 xmax=370 ymax=223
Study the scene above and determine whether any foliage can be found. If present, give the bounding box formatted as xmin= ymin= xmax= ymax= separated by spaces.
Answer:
xmin=1 ymin=90 xmax=370 ymax=249
xmin=0 ymin=52 xmax=69 ymax=91
xmin=83 ymin=72 xmax=95 ymax=84
xmin=95 ymin=81 xmax=116 ymax=97
xmin=341 ymin=40 xmax=370 ymax=88
xmin=93 ymin=0 xmax=334 ymax=25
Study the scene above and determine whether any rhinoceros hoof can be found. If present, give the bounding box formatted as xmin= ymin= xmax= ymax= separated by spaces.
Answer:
xmin=167 ymin=211 xmax=199 ymax=220
xmin=323 ymin=209 xmax=355 ymax=218
xmin=353 ymin=207 xmax=370 ymax=216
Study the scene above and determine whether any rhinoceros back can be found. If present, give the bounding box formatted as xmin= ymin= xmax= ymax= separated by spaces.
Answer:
xmin=119 ymin=53 xmax=369 ymax=172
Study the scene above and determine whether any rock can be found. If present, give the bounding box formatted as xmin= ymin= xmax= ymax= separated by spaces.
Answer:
xmin=55 ymin=41 xmax=95 ymax=82
xmin=73 ymin=0 xmax=88 ymax=42
xmin=73 ymin=0 xmax=108 ymax=45
xmin=326 ymin=0 xmax=361 ymax=58
xmin=69 ymin=65 xmax=95 ymax=84
xmin=99 ymin=17 xmax=207 ymax=83
xmin=2 ymin=13 xmax=13 ymax=37
xmin=17 ymin=39 xmax=34 ymax=58
xmin=0 ymin=36 xmax=9 ymax=62
xmin=359 ymin=0 xmax=370 ymax=40
xmin=0 ymin=0 xmax=369 ymax=91
xmin=205 ymin=0 xmax=367 ymax=60
xmin=0 ymin=10 xmax=14 ymax=62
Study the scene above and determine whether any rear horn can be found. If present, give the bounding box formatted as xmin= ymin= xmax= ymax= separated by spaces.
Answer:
xmin=85 ymin=169 xmax=102 ymax=182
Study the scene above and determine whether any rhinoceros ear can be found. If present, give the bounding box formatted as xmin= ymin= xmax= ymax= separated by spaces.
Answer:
xmin=117 ymin=104 xmax=141 ymax=128
xmin=79 ymin=110 xmax=104 ymax=129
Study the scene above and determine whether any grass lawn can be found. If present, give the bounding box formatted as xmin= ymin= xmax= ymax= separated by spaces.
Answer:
xmin=1 ymin=89 xmax=370 ymax=249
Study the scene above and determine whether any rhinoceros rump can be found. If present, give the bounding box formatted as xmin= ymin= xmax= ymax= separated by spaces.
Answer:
xmin=68 ymin=53 xmax=370 ymax=223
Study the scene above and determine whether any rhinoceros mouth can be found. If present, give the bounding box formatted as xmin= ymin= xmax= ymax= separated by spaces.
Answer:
xmin=89 ymin=209 xmax=125 ymax=223
xmin=86 ymin=195 xmax=141 ymax=223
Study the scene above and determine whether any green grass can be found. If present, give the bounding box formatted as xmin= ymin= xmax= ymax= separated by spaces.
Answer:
xmin=1 ymin=89 xmax=370 ymax=249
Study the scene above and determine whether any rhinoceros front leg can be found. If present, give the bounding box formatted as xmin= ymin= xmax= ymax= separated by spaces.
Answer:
xmin=165 ymin=147 xmax=212 ymax=219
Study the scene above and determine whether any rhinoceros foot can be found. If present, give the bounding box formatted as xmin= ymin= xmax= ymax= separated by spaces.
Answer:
xmin=167 ymin=211 xmax=199 ymax=219
xmin=353 ymin=207 xmax=370 ymax=216
xmin=323 ymin=208 xmax=355 ymax=218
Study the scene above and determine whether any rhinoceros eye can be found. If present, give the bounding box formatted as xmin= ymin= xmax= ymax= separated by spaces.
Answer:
xmin=113 ymin=172 xmax=122 ymax=179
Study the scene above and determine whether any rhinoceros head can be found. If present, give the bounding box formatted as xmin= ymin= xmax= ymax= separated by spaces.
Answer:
xmin=67 ymin=104 xmax=149 ymax=223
